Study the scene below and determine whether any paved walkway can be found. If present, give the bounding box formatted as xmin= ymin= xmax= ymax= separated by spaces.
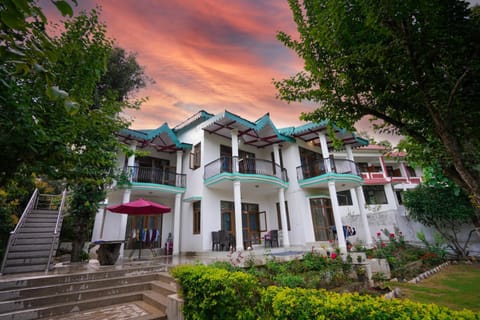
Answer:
xmin=46 ymin=302 xmax=151 ymax=320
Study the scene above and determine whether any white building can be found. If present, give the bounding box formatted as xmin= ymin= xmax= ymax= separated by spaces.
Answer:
xmin=91 ymin=110 xmax=423 ymax=256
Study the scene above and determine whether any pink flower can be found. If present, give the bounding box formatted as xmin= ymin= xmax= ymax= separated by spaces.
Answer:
xmin=381 ymin=243 xmax=386 ymax=247
xmin=390 ymin=233 xmax=395 ymax=238
xmin=376 ymin=232 xmax=381 ymax=237
xmin=331 ymin=252 xmax=337 ymax=259
xmin=399 ymin=232 xmax=403 ymax=236
xmin=329 ymin=240 xmax=333 ymax=244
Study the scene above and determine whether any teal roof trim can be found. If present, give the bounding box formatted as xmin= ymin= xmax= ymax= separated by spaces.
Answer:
xmin=222 ymin=111 xmax=294 ymax=144
xmin=119 ymin=123 xmax=191 ymax=151
xmin=174 ymin=110 xmax=214 ymax=135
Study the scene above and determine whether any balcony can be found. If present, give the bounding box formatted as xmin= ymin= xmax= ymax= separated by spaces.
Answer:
xmin=296 ymin=158 xmax=363 ymax=190
xmin=204 ymin=156 xmax=288 ymax=188
xmin=125 ymin=166 xmax=186 ymax=188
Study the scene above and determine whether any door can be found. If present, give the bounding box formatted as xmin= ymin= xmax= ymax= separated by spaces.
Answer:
xmin=242 ymin=203 xmax=260 ymax=245
xmin=310 ymin=198 xmax=335 ymax=241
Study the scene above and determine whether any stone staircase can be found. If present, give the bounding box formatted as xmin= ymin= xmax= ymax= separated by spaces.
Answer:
xmin=0 ymin=265 xmax=177 ymax=320
xmin=1 ymin=190 xmax=67 ymax=275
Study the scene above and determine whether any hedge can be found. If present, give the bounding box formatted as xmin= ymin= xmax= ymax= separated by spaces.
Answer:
xmin=171 ymin=265 xmax=480 ymax=320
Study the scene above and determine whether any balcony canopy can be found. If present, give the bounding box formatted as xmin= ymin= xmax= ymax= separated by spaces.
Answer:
xmin=280 ymin=121 xmax=368 ymax=150
xmin=202 ymin=111 xmax=294 ymax=148
xmin=118 ymin=123 xmax=192 ymax=153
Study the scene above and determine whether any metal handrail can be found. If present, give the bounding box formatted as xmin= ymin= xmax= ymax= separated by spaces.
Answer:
xmin=296 ymin=158 xmax=361 ymax=180
xmin=46 ymin=189 xmax=67 ymax=273
xmin=1 ymin=189 xmax=39 ymax=274
xmin=204 ymin=156 xmax=288 ymax=182
xmin=125 ymin=166 xmax=186 ymax=188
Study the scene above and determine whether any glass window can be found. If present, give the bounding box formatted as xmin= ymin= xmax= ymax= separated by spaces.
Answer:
xmin=363 ymin=185 xmax=388 ymax=205
xmin=337 ymin=190 xmax=353 ymax=206
xmin=193 ymin=201 xmax=201 ymax=234
xmin=190 ymin=143 xmax=201 ymax=170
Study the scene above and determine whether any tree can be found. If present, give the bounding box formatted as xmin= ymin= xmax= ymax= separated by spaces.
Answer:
xmin=46 ymin=11 xmax=148 ymax=262
xmin=0 ymin=0 xmax=77 ymax=186
xmin=403 ymin=167 xmax=476 ymax=258
xmin=275 ymin=0 xmax=480 ymax=226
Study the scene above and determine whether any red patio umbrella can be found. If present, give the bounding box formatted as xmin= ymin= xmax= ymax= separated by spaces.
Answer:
xmin=107 ymin=198 xmax=171 ymax=215
xmin=106 ymin=198 xmax=171 ymax=259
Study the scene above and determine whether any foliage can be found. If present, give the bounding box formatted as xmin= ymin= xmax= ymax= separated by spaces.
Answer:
xmin=403 ymin=178 xmax=476 ymax=258
xmin=276 ymin=0 xmax=480 ymax=219
xmin=0 ymin=0 xmax=77 ymax=186
xmin=171 ymin=265 xmax=259 ymax=320
xmin=172 ymin=264 xmax=480 ymax=319
xmin=367 ymin=228 xmax=446 ymax=279
xmin=416 ymin=231 xmax=448 ymax=267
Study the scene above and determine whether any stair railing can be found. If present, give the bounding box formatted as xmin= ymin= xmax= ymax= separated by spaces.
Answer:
xmin=46 ymin=189 xmax=67 ymax=273
xmin=1 ymin=189 xmax=39 ymax=274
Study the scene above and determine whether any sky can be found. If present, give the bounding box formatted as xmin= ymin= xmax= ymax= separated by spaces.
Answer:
xmin=40 ymin=0 xmax=404 ymax=143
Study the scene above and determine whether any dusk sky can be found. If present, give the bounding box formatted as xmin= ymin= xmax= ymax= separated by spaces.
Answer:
xmin=41 ymin=0 xmax=403 ymax=142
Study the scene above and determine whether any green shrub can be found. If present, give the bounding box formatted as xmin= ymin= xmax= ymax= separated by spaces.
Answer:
xmin=172 ymin=264 xmax=480 ymax=320
xmin=171 ymin=265 xmax=259 ymax=320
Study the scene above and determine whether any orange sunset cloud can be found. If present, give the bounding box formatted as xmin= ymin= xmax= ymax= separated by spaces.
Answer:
xmin=40 ymin=0 xmax=400 ymax=144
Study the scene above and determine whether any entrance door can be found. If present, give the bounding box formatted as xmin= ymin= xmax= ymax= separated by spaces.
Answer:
xmin=310 ymin=198 xmax=335 ymax=241
xmin=242 ymin=203 xmax=260 ymax=246
xmin=220 ymin=201 xmax=260 ymax=247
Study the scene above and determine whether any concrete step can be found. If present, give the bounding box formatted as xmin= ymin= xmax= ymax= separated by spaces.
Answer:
xmin=7 ymin=243 xmax=52 ymax=251
xmin=21 ymin=222 xmax=57 ymax=228
xmin=13 ymin=237 xmax=55 ymax=245
xmin=3 ymin=256 xmax=49 ymax=267
xmin=4 ymin=250 xmax=51 ymax=259
xmin=0 ymin=291 xmax=145 ymax=320
xmin=0 ymin=268 xmax=174 ymax=320
xmin=0 ymin=266 xmax=169 ymax=291
xmin=1 ymin=264 xmax=49 ymax=274
xmin=0 ymin=282 xmax=153 ymax=313
xmin=0 ymin=273 xmax=161 ymax=301
xmin=19 ymin=227 xmax=55 ymax=233
xmin=30 ymin=210 xmax=59 ymax=215
xmin=14 ymin=232 xmax=57 ymax=239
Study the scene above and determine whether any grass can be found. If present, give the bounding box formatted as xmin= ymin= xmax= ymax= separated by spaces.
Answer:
xmin=388 ymin=263 xmax=480 ymax=312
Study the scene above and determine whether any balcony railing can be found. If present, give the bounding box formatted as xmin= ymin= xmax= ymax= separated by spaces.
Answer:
xmin=204 ymin=156 xmax=288 ymax=182
xmin=125 ymin=166 xmax=186 ymax=188
xmin=296 ymin=158 xmax=361 ymax=180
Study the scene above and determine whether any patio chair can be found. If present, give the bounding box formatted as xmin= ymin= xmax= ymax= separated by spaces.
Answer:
xmin=264 ymin=230 xmax=279 ymax=248
xmin=212 ymin=231 xmax=221 ymax=251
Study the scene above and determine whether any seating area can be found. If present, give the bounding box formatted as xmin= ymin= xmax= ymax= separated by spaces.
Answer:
xmin=263 ymin=230 xmax=279 ymax=248
xmin=211 ymin=230 xmax=235 ymax=251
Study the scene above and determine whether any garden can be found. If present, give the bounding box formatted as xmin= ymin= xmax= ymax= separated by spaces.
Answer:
xmin=171 ymin=229 xmax=480 ymax=319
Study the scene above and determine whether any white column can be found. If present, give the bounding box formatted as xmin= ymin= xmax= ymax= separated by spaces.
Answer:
xmin=233 ymin=181 xmax=244 ymax=251
xmin=328 ymin=181 xmax=347 ymax=254
xmin=345 ymin=144 xmax=356 ymax=175
xmin=173 ymin=150 xmax=183 ymax=255
xmin=356 ymin=186 xmax=373 ymax=247
xmin=232 ymin=129 xmax=239 ymax=173
xmin=277 ymin=188 xmax=290 ymax=248
xmin=173 ymin=193 xmax=182 ymax=255
xmin=318 ymin=133 xmax=332 ymax=172
xmin=379 ymin=156 xmax=388 ymax=178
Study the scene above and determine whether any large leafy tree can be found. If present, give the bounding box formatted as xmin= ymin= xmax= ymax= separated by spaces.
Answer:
xmin=47 ymin=12 xmax=147 ymax=262
xmin=403 ymin=167 xmax=476 ymax=258
xmin=275 ymin=0 xmax=480 ymax=226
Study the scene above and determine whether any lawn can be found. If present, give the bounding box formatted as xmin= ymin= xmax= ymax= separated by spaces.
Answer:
xmin=390 ymin=263 xmax=480 ymax=312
